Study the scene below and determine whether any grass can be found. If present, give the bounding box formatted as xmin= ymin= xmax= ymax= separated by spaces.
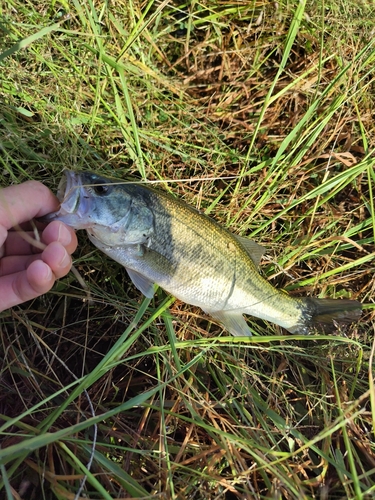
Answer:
xmin=0 ymin=0 xmax=375 ymax=498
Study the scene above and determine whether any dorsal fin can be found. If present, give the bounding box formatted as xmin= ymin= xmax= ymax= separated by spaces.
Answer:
xmin=233 ymin=235 xmax=265 ymax=266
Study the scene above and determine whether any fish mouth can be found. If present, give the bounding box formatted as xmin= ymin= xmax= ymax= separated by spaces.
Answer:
xmin=56 ymin=169 xmax=71 ymax=203
xmin=40 ymin=170 xmax=93 ymax=228
xmin=57 ymin=170 xmax=81 ymax=213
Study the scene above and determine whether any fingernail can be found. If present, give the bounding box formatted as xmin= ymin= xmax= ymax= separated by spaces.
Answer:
xmin=57 ymin=223 xmax=72 ymax=246
xmin=41 ymin=261 xmax=53 ymax=282
xmin=59 ymin=249 xmax=71 ymax=268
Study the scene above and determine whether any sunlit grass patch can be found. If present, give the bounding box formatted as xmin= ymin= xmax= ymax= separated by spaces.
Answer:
xmin=0 ymin=0 xmax=374 ymax=498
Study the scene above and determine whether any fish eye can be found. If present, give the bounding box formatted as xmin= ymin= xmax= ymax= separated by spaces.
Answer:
xmin=93 ymin=184 xmax=110 ymax=195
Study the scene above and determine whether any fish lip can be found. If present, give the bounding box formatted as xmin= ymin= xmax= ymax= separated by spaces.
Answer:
xmin=56 ymin=169 xmax=72 ymax=202
xmin=39 ymin=170 xmax=90 ymax=225
xmin=58 ymin=170 xmax=82 ymax=213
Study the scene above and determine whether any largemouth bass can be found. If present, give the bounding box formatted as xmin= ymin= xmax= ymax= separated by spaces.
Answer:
xmin=44 ymin=170 xmax=362 ymax=336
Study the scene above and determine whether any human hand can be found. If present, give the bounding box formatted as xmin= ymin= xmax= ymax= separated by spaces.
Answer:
xmin=0 ymin=180 xmax=77 ymax=312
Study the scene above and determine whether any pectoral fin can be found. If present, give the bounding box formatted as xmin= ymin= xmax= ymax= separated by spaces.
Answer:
xmin=207 ymin=310 xmax=253 ymax=336
xmin=126 ymin=268 xmax=155 ymax=298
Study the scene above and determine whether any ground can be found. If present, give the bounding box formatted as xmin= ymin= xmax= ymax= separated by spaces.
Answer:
xmin=0 ymin=1 xmax=374 ymax=498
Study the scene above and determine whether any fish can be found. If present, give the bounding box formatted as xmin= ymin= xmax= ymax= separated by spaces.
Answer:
xmin=43 ymin=170 xmax=362 ymax=336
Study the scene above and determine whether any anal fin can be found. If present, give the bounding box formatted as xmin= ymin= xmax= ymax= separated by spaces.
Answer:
xmin=207 ymin=310 xmax=253 ymax=337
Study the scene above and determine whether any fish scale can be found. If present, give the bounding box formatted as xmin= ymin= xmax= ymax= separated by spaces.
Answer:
xmin=43 ymin=170 xmax=362 ymax=336
xmin=139 ymin=188 xmax=267 ymax=310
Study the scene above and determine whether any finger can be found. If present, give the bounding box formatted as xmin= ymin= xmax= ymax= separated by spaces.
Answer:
xmin=0 ymin=255 xmax=36 ymax=276
xmin=0 ymin=181 xmax=59 ymax=230
xmin=42 ymin=221 xmax=78 ymax=255
xmin=0 ymin=242 xmax=71 ymax=277
xmin=0 ymin=234 xmax=76 ymax=277
xmin=1 ymin=222 xmax=77 ymax=258
xmin=1 ymin=231 xmax=43 ymax=257
xmin=41 ymin=241 xmax=73 ymax=279
xmin=0 ymin=225 xmax=7 ymax=248
xmin=0 ymin=261 xmax=55 ymax=312
xmin=0 ymin=240 xmax=74 ymax=312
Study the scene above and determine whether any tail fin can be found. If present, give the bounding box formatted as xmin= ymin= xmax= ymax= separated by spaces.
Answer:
xmin=293 ymin=298 xmax=362 ymax=334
